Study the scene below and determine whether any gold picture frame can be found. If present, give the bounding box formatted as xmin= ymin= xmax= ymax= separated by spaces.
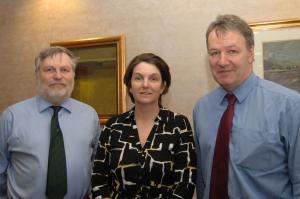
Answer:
xmin=51 ymin=35 xmax=126 ymax=124
xmin=249 ymin=18 xmax=300 ymax=92
xmin=249 ymin=18 xmax=300 ymax=31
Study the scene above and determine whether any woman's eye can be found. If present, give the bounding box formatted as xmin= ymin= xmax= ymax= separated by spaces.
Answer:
xmin=151 ymin=77 xmax=159 ymax=81
xmin=133 ymin=76 xmax=142 ymax=81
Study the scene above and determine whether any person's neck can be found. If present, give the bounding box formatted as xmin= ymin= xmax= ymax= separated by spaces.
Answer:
xmin=134 ymin=103 xmax=160 ymax=122
xmin=223 ymin=72 xmax=253 ymax=93
xmin=39 ymin=94 xmax=66 ymax=106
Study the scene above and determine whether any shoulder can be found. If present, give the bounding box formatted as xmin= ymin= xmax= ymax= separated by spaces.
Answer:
xmin=159 ymin=108 xmax=193 ymax=135
xmin=159 ymin=108 xmax=191 ymax=124
xmin=193 ymin=87 xmax=220 ymax=111
xmin=2 ymin=97 xmax=37 ymax=115
xmin=63 ymin=99 xmax=101 ymax=126
xmin=68 ymin=98 xmax=95 ymax=109
xmin=258 ymin=78 xmax=300 ymax=105
xmin=0 ymin=97 xmax=37 ymax=129
xmin=68 ymin=98 xmax=98 ymax=114
xmin=105 ymin=109 xmax=133 ymax=127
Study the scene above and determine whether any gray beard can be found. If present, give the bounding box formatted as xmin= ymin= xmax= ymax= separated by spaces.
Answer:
xmin=37 ymin=82 xmax=74 ymax=105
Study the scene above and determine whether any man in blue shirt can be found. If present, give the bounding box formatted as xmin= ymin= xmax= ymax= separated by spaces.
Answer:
xmin=0 ymin=46 xmax=101 ymax=199
xmin=193 ymin=14 xmax=300 ymax=198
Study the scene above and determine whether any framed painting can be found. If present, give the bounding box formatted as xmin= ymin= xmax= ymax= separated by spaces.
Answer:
xmin=249 ymin=18 xmax=300 ymax=93
xmin=51 ymin=35 xmax=126 ymax=124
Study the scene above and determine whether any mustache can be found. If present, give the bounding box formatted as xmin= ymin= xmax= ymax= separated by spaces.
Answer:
xmin=48 ymin=81 xmax=66 ymax=85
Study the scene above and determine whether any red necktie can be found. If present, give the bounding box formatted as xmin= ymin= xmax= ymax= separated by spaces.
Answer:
xmin=209 ymin=94 xmax=237 ymax=199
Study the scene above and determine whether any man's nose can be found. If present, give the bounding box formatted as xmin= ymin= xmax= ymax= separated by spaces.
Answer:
xmin=218 ymin=53 xmax=229 ymax=66
xmin=53 ymin=70 xmax=63 ymax=79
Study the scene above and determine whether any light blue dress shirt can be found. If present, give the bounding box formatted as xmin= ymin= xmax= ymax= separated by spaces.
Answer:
xmin=0 ymin=96 xmax=101 ymax=199
xmin=193 ymin=74 xmax=300 ymax=199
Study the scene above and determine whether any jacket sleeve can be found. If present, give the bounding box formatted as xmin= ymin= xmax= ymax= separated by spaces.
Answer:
xmin=288 ymin=100 xmax=300 ymax=198
xmin=0 ymin=110 xmax=12 ymax=198
xmin=91 ymin=121 xmax=113 ymax=199
xmin=193 ymin=107 xmax=205 ymax=199
xmin=171 ymin=115 xmax=197 ymax=199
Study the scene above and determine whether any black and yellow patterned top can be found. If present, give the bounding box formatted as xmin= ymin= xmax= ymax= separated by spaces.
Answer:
xmin=91 ymin=107 xmax=196 ymax=199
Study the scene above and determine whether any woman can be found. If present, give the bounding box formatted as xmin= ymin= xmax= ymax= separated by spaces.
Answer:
xmin=92 ymin=53 xmax=196 ymax=199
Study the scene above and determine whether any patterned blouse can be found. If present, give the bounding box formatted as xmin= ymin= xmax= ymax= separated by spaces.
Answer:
xmin=91 ymin=107 xmax=196 ymax=199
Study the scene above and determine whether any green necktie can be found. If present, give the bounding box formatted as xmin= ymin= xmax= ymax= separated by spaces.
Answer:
xmin=46 ymin=106 xmax=67 ymax=199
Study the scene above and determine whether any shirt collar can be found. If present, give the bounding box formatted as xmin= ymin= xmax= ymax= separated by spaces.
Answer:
xmin=234 ymin=73 xmax=258 ymax=103
xmin=125 ymin=106 xmax=168 ymax=123
xmin=36 ymin=95 xmax=72 ymax=113
xmin=156 ymin=107 xmax=169 ymax=123
xmin=216 ymin=73 xmax=258 ymax=105
xmin=125 ymin=108 xmax=135 ymax=121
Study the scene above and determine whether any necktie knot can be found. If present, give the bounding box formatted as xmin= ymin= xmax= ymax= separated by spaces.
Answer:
xmin=51 ymin=106 xmax=62 ymax=115
xmin=227 ymin=94 xmax=237 ymax=106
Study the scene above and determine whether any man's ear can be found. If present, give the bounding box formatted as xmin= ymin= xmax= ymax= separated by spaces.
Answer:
xmin=248 ymin=47 xmax=255 ymax=64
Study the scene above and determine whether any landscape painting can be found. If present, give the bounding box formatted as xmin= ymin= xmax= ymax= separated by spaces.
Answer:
xmin=263 ymin=39 xmax=300 ymax=93
xmin=249 ymin=18 xmax=300 ymax=93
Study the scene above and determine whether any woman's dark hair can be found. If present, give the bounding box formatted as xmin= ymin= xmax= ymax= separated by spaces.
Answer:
xmin=123 ymin=53 xmax=171 ymax=105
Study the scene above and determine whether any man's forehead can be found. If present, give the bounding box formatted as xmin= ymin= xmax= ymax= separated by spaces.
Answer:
xmin=208 ymin=29 xmax=247 ymax=46
xmin=47 ymin=53 xmax=69 ymax=60
xmin=212 ymin=29 xmax=243 ymax=39
xmin=42 ymin=53 xmax=72 ymax=64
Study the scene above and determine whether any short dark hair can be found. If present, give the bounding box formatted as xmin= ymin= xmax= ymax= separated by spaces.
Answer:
xmin=35 ymin=46 xmax=78 ymax=72
xmin=124 ymin=53 xmax=171 ymax=105
xmin=206 ymin=14 xmax=254 ymax=50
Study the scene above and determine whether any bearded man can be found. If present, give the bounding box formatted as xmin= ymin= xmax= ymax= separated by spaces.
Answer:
xmin=0 ymin=46 xmax=101 ymax=199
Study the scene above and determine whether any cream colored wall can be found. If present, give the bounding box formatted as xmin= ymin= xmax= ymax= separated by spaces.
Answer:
xmin=0 ymin=0 xmax=299 ymax=121
xmin=0 ymin=1 xmax=299 ymax=198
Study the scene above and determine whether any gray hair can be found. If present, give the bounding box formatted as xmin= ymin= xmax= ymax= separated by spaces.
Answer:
xmin=34 ymin=46 xmax=78 ymax=72
xmin=206 ymin=14 xmax=254 ymax=49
